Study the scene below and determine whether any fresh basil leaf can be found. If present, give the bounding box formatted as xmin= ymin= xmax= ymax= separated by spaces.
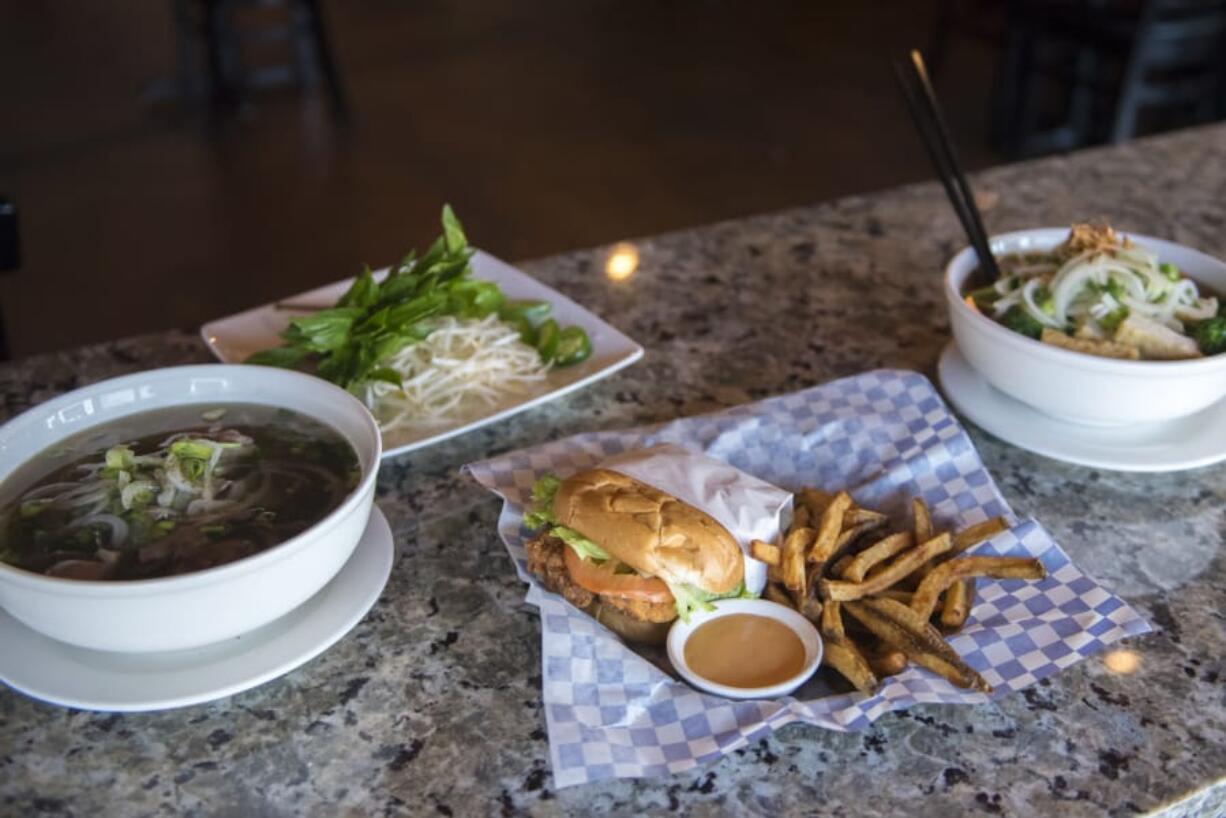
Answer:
xmin=367 ymin=367 xmax=403 ymax=388
xmin=244 ymin=205 xmax=527 ymax=391
xmin=338 ymin=266 xmax=378 ymax=309
xmin=442 ymin=203 xmax=467 ymax=252
xmin=245 ymin=345 xmax=310 ymax=368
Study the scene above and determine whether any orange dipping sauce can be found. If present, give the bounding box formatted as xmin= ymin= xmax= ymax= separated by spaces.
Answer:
xmin=683 ymin=613 xmax=805 ymax=688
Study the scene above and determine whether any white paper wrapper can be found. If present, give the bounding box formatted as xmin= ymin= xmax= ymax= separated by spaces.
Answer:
xmin=599 ymin=443 xmax=791 ymax=594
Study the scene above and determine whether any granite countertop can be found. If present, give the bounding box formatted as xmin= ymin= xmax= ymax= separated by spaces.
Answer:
xmin=2 ymin=125 xmax=1225 ymax=817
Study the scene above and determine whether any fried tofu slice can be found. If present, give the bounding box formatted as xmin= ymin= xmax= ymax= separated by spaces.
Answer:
xmin=1040 ymin=328 xmax=1139 ymax=360
xmin=1112 ymin=314 xmax=1200 ymax=360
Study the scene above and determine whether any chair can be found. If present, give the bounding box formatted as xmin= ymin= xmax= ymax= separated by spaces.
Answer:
xmin=992 ymin=0 xmax=1226 ymax=157
xmin=1111 ymin=0 xmax=1226 ymax=140
xmin=169 ymin=0 xmax=348 ymax=120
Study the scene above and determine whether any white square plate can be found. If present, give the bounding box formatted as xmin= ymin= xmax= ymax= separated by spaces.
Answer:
xmin=201 ymin=250 xmax=644 ymax=458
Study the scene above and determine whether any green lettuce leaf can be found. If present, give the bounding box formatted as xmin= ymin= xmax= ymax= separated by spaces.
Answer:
xmin=552 ymin=526 xmax=611 ymax=562
xmin=522 ymin=474 xmax=610 ymax=562
xmin=667 ymin=579 xmax=756 ymax=622
xmin=523 ymin=476 xmax=561 ymax=530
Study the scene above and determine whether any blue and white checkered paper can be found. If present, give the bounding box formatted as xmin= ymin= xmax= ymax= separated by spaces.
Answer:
xmin=464 ymin=370 xmax=1151 ymax=787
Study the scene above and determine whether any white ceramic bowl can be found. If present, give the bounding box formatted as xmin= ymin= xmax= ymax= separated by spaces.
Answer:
xmin=0 ymin=365 xmax=381 ymax=653
xmin=946 ymin=228 xmax=1226 ymax=425
xmin=666 ymin=599 xmax=821 ymax=700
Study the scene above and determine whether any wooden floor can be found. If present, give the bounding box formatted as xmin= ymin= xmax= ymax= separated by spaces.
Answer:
xmin=0 ymin=1 xmax=999 ymax=357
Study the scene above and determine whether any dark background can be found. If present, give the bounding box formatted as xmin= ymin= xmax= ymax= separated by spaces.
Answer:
xmin=0 ymin=1 xmax=1036 ymax=357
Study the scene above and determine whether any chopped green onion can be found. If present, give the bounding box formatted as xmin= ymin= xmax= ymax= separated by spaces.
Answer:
xmin=170 ymin=439 xmax=215 ymax=460
xmin=105 ymin=445 xmax=134 ymax=470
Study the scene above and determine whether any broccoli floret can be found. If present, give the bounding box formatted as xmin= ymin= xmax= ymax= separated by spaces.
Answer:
xmin=1099 ymin=306 xmax=1129 ymax=334
xmin=1193 ymin=316 xmax=1226 ymax=355
xmin=1000 ymin=305 xmax=1045 ymax=340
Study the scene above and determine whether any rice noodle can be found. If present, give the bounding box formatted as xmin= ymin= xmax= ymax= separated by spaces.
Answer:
xmin=363 ymin=314 xmax=549 ymax=432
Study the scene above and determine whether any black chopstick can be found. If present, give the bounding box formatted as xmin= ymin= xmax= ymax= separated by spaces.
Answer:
xmin=893 ymin=50 xmax=1001 ymax=282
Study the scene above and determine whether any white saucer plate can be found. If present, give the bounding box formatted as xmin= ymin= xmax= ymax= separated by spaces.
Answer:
xmin=938 ymin=342 xmax=1226 ymax=472
xmin=0 ymin=507 xmax=394 ymax=712
xmin=201 ymin=250 xmax=644 ymax=459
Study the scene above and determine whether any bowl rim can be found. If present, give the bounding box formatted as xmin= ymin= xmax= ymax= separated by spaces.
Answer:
xmin=666 ymin=598 xmax=822 ymax=700
xmin=0 ymin=364 xmax=382 ymax=595
xmin=945 ymin=227 xmax=1226 ymax=374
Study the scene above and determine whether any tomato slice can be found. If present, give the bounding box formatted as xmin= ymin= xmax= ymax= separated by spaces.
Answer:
xmin=564 ymin=547 xmax=673 ymax=603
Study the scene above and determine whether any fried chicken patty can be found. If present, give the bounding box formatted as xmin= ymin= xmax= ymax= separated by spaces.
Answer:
xmin=524 ymin=534 xmax=677 ymax=623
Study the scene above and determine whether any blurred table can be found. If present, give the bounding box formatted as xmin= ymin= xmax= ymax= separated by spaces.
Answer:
xmin=2 ymin=124 xmax=1224 ymax=816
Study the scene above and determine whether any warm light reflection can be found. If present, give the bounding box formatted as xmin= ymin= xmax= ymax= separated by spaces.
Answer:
xmin=1103 ymin=649 xmax=1141 ymax=675
xmin=605 ymin=242 xmax=639 ymax=282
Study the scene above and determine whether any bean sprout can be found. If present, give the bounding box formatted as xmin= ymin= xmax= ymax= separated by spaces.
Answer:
xmin=364 ymin=314 xmax=549 ymax=432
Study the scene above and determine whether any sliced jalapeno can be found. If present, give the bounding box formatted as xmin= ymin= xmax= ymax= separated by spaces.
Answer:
xmin=535 ymin=319 xmax=560 ymax=362
xmin=554 ymin=327 xmax=592 ymax=366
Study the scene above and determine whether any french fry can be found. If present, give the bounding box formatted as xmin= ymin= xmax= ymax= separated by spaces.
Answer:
xmin=767 ymin=489 xmax=1045 ymax=696
xmin=845 ymin=598 xmax=989 ymax=692
xmin=798 ymin=488 xmax=834 ymax=520
xmin=867 ymin=647 xmax=908 ymax=677
xmin=807 ymin=491 xmax=853 ymax=565
xmin=791 ymin=505 xmax=811 ymax=530
xmin=903 ymin=515 xmax=1007 ymax=588
xmin=843 ymin=508 xmax=888 ymax=529
xmin=913 ymin=497 xmax=933 ymax=544
xmin=750 ymin=539 xmax=781 ymax=566
xmin=875 ymin=588 xmax=913 ymax=605
xmin=798 ymin=596 xmax=823 ymax=624
xmin=818 ymin=533 xmax=952 ymax=601
xmin=819 ymin=599 xmax=844 ymax=640
xmin=821 ymin=636 xmax=878 ymax=694
xmin=834 ymin=521 xmax=878 ymax=551
xmin=912 ymin=556 xmax=1046 ymax=620
xmin=952 ymin=517 xmax=1008 ymax=555
xmin=913 ymin=651 xmax=991 ymax=693
xmin=940 ymin=578 xmax=974 ymax=632
xmin=763 ymin=582 xmax=792 ymax=607
xmin=781 ymin=526 xmax=814 ymax=592
xmin=842 ymin=532 xmax=913 ymax=583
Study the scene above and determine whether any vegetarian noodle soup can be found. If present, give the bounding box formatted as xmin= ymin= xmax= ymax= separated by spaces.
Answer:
xmin=0 ymin=404 xmax=360 ymax=581
xmin=964 ymin=223 xmax=1225 ymax=360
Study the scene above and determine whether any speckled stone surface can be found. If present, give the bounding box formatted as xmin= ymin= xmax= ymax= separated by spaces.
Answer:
xmin=3 ymin=125 xmax=1226 ymax=817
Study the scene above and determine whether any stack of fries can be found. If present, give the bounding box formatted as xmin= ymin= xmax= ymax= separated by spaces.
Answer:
xmin=751 ymin=489 xmax=1046 ymax=693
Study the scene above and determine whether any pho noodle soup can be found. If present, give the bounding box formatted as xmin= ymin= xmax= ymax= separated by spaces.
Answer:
xmin=0 ymin=404 xmax=360 ymax=581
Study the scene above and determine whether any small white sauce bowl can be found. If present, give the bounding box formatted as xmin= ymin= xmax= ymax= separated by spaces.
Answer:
xmin=946 ymin=228 xmax=1226 ymax=426
xmin=0 ymin=365 xmax=381 ymax=653
xmin=666 ymin=598 xmax=822 ymax=700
